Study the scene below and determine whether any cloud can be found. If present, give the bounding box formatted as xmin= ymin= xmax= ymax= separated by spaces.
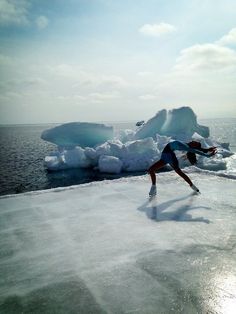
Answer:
xmin=139 ymin=94 xmax=157 ymax=100
xmin=89 ymin=91 xmax=121 ymax=103
xmin=174 ymin=28 xmax=236 ymax=75
xmin=98 ymin=75 xmax=128 ymax=90
xmin=51 ymin=64 xmax=128 ymax=91
xmin=0 ymin=0 xmax=30 ymax=26
xmin=152 ymin=28 xmax=236 ymax=111
xmin=175 ymin=43 xmax=236 ymax=73
xmin=137 ymin=71 xmax=152 ymax=77
xmin=216 ymin=28 xmax=236 ymax=46
xmin=139 ymin=22 xmax=176 ymax=37
xmin=0 ymin=77 xmax=46 ymax=93
xmin=56 ymin=92 xmax=121 ymax=104
xmin=56 ymin=95 xmax=87 ymax=103
xmin=35 ymin=15 xmax=49 ymax=30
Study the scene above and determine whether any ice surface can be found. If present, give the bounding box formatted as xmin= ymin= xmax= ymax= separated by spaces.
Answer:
xmin=41 ymin=107 xmax=234 ymax=174
xmin=41 ymin=122 xmax=114 ymax=148
xmin=0 ymin=172 xmax=236 ymax=313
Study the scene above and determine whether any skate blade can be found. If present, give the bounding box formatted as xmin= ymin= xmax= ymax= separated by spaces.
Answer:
xmin=149 ymin=194 xmax=157 ymax=200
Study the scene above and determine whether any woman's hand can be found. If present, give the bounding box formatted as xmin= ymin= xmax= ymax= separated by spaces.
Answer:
xmin=209 ymin=147 xmax=217 ymax=156
xmin=208 ymin=146 xmax=217 ymax=152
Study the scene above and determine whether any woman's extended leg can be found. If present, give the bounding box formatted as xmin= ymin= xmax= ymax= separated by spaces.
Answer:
xmin=174 ymin=167 xmax=192 ymax=185
xmin=174 ymin=168 xmax=200 ymax=192
xmin=148 ymin=159 xmax=166 ymax=185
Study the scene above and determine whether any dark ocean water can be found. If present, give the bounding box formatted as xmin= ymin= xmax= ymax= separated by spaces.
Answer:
xmin=0 ymin=119 xmax=235 ymax=196
xmin=0 ymin=122 xmax=137 ymax=196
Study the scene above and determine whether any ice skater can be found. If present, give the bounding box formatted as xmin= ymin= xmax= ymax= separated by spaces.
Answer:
xmin=148 ymin=140 xmax=217 ymax=196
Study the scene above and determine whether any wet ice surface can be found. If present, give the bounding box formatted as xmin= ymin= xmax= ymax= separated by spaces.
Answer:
xmin=0 ymin=172 xmax=236 ymax=313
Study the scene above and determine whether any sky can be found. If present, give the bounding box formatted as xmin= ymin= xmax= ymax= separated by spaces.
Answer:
xmin=0 ymin=0 xmax=236 ymax=124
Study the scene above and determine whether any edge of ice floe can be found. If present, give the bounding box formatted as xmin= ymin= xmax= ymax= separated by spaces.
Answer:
xmin=1 ymin=167 xmax=235 ymax=199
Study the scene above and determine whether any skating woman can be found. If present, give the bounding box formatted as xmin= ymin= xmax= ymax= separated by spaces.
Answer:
xmin=148 ymin=140 xmax=217 ymax=196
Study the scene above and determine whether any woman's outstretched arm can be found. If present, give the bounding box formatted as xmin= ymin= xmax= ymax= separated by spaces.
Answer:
xmin=199 ymin=146 xmax=217 ymax=154
xmin=188 ymin=146 xmax=217 ymax=157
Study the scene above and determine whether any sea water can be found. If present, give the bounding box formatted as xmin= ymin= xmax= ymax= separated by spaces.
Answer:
xmin=0 ymin=118 xmax=235 ymax=196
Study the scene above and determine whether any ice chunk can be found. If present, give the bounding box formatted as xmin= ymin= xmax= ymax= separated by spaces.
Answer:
xmin=162 ymin=107 xmax=209 ymax=138
xmin=63 ymin=147 xmax=91 ymax=168
xmin=44 ymin=155 xmax=62 ymax=170
xmin=122 ymin=137 xmax=160 ymax=171
xmin=155 ymin=134 xmax=172 ymax=151
xmin=95 ymin=141 xmax=111 ymax=157
xmin=124 ymin=137 xmax=157 ymax=156
xmin=197 ymin=154 xmax=227 ymax=171
xmin=95 ymin=138 xmax=160 ymax=173
xmin=84 ymin=147 xmax=98 ymax=166
xmin=98 ymin=155 xmax=123 ymax=174
xmin=41 ymin=122 xmax=113 ymax=148
xmin=44 ymin=147 xmax=91 ymax=171
xmin=191 ymin=132 xmax=205 ymax=141
xmin=118 ymin=129 xmax=136 ymax=143
xmin=135 ymin=107 xmax=209 ymax=140
xmin=195 ymin=136 xmax=233 ymax=158
xmin=225 ymin=154 xmax=236 ymax=175
xmin=109 ymin=140 xmax=125 ymax=159
xmin=135 ymin=109 xmax=167 ymax=139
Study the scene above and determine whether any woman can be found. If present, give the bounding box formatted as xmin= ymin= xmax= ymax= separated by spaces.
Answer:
xmin=148 ymin=140 xmax=217 ymax=196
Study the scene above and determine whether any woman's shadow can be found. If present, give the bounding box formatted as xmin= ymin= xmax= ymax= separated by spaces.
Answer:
xmin=137 ymin=193 xmax=211 ymax=223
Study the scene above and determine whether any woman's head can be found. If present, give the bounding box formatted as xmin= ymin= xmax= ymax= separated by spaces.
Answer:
xmin=188 ymin=141 xmax=201 ymax=149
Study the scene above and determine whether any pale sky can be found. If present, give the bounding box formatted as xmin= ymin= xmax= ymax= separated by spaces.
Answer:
xmin=0 ymin=0 xmax=236 ymax=124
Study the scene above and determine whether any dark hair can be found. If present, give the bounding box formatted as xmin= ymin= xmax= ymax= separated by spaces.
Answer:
xmin=186 ymin=152 xmax=197 ymax=165
xmin=187 ymin=141 xmax=201 ymax=149
xmin=186 ymin=141 xmax=201 ymax=165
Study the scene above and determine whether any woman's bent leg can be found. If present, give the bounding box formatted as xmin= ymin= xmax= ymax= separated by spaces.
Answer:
xmin=148 ymin=160 xmax=166 ymax=185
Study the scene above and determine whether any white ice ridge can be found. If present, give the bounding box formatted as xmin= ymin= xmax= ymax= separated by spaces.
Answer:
xmin=41 ymin=106 xmax=233 ymax=173
xmin=0 ymin=173 xmax=236 ymax=313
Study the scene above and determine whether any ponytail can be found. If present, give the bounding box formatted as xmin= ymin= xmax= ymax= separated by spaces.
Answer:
xmin=186 ymin=152 xmax=197 ymax=165
xmin=186 ymin=141 xmax=210 ymax=165
xmin=186 ymin=141 xmax=201 ymax=165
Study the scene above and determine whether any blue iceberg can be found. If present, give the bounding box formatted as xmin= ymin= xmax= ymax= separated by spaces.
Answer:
xmin=135 ymin=107 xmax=209 ymax=140
xmin=41 ymin=122 xmax=114 ymax=148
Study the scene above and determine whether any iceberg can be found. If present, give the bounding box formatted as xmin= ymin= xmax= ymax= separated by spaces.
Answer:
xmin=0 ymin=172 xmax=236 ymax=313
xmin=41 ymin=107 xmax=233 ymax=174
xmin=135 ymin=107 xmax=209 ymax=140
xmin=41 ymin=122 xmax=114 ymax=148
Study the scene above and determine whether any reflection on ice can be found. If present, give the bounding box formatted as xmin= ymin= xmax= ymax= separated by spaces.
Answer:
xmin=210 ymin=273 xmax=236 ymax=314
